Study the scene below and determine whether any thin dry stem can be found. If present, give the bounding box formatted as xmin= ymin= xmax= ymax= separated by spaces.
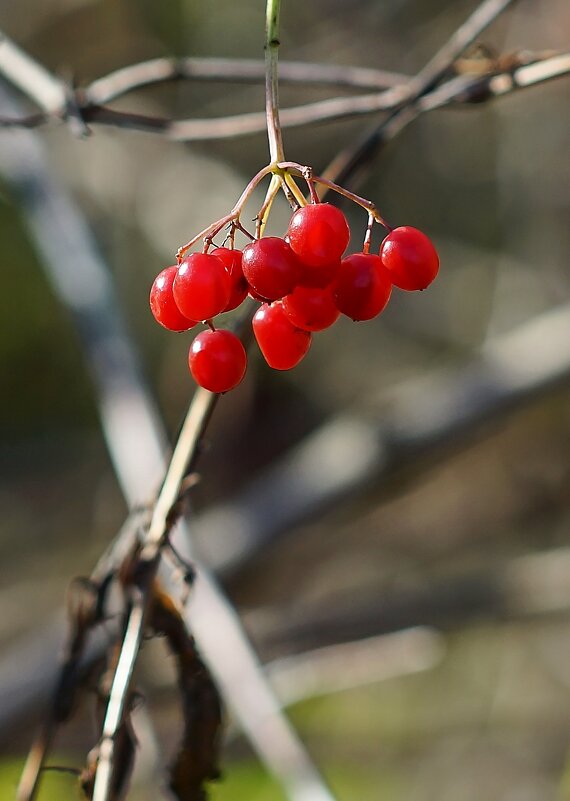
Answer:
xmin=0 ymin=48 xmax=567 ymax=143
xmin=322 ymin=0 xmax=519 ymax=187
xmin=86 ymin=57 xmax=407 ymax=104
xmin=265 ymin=0 xmax=285 ymax=162
xmin=176 ymin=163 xmax=275 ymax=259
xmin=91 ymin=391 xmax=218 ymax=801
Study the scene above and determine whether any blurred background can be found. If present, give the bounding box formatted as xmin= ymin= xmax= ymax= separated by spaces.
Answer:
xmin=1 ymin=0 xmax=570 ymax=799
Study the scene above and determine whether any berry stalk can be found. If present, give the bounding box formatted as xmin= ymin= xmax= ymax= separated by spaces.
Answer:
xmin=278 ymin=161 xmax=392 ymax=230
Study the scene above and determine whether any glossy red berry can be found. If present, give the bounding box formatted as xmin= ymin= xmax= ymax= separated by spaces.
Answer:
xmin=210 ymin=247 xmax=248 ymax=312
xmin=242 ymin=237 xmax=301 ymax=301
xmin=334 ymin=253 xmax=392 ymax=321
xmin=252 ymin=302 xmax=312 ymax=370
xmin=188 ymin=329 xmax=247 ymax=393
xmin=283 ymin=284 xmax=340 ymax=332
xmin=379 ymin=226 xmax=439 ymax=291
xmin=173 ymin=252 xmax=232 ymax=321
xmin=149 ymin=266 xmax=197 ymax=331
xmin=287 ymin=203 xmax=350 ymax=269
xmin=296 ymin=258 xmax=340 ymax=289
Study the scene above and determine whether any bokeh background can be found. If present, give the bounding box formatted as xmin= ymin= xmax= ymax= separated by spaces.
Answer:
xmin=1 ymin=0 xmax=570 ymax=799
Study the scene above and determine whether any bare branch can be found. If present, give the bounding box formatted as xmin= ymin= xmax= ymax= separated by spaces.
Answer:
xmin=488 ymin=51 xmax=570 ymax=95
xmin=0 ymin=32 xmax=65 ymax=113
xmin=409 ymin=0 xmax=518 ymax=95
xmin=91 ymin=387 xmax=218 ymax=801
xmin=322 ymin=0 xmax=518 ymax=184
xmin=2 ymin=51 xmax=566 ymax=143
xmin=86 ymin=56 xmax=406 ymax=105
xmin=264 ymin=546 xmax=570 ymax=655
xmin=193 ymin=301 xmax=570 ymax=578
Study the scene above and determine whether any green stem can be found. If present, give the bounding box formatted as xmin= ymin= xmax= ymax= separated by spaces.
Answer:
xmin=256 ymin=173 xmax=281 ymax=237
xmin=265 ymin=0 xmax=284 ymax=162
xmin=283 ymin=172 xmax=307 ymax=207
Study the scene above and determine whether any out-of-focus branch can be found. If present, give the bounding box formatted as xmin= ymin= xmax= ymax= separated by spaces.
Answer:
xmin=322 ymin=0 xmax=517 ymax=184
xmin=261 ymin=546 xmax=570 ymax=656
xmin=4 ymin=300 xmax=570 ymax=788
xmin=264 ymin=628 xmax=445 ymax=708
xmin=0 ymin=32 xmax=65 ymax=113
xmin=2 ymin=51 xmax=567 ymax=140
xmin=86 ymin=56 xmax=407 ymax=104
xmin=0 ymin=86 xmax=166 ymax=504
xmin=407 ymin=0 xmax=517 ymax=96
xmin=192 ymin=302 xmax=570 ymax=577
xmin=319 ymin=51 xmax=570 ymax=179
xmin=1 ymin=8 xmax=567 ymax=149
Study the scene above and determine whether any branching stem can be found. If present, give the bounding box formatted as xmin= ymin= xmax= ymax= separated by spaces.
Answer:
xmin=176 ymin=155 xmax=392 ymax=262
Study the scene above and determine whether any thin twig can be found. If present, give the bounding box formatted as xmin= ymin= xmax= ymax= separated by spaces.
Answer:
xmin=91 ymin=385 xmax=218 ymax=801
xmin=322 ymin=52 xmax=570 ymax=183
xmin=409 ymin=0 xmax=518 ymax=95
xmin=86 ymin=57 xmax=407 ymax=104
xmin=2 ymin=51 xmax=566 ymax=142
xmin=323 ymin=0 xmax=518 ymax=184
xmin=0 ymin=45 xmax=567 ymax=143
xmin=91 ymin=390 xmax=218 ymax=801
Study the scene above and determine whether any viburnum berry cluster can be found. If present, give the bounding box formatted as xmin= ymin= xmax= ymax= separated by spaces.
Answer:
xmin=149 ymin=162 xmax=439 ymax=394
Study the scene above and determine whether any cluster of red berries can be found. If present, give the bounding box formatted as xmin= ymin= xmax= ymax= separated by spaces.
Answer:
xmin=149 ymin=202 xmax=439 ymax=394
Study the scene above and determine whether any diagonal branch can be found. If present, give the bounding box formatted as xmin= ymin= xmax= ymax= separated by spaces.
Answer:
xmin=408 ymin=0 xmax=518 ymax=96
xmin=91 ymin=389 xmax=218 ymax=801
xmin=322 ymin=0 xmax=518 ymax=184
xmin=0 ymin=32 xmax=65 ymax=113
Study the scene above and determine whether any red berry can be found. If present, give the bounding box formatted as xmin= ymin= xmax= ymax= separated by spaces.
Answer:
xmin=334 ymin=253 xmax=392 ymax=321
xmin=252 ymin=302 xmax=312 ymax=370
xmin=210 ymin=247 xmax=248 ymax=312
xmin=296 ymin=258 xmax=340 ymax=289
xmin=287 ymin=203 xmax=350 ymax=268
xmin=173 ymin=252 xmax=232 ymax=321
xmin=379 ymin=226 xmax=439 ymax=291
xmin=188 ymin=329 xmax=247 ymax=393
xmin=149 ymin=266 xmax=197 ymax=331
xmin=283 ymin=285 xmax=340 ymax=332
xmin=242 ymin=237 xmax=301 ymax=301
